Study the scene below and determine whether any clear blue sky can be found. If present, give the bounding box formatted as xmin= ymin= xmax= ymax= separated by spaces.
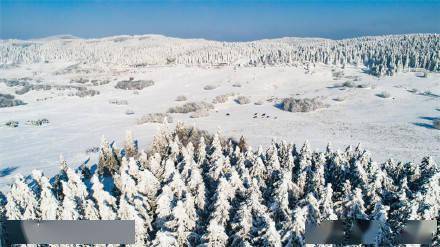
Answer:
xmin=1 ymin=0 xmax=439 ymax=41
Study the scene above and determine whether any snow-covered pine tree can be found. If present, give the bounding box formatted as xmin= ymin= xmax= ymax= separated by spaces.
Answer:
xmin=152 ymin=231 xmax=178 ymax=247
xmin=118 ymin=192 xmax=149 ymax=246
xmin=186 ymin=161 xmax=206 ymax=213
xmin=165 ymin=199 xmax=197 ymax=246
xmin=37 ymin=175 xmax=58 ymax=219
xmin=90 ymin=175 xmax=117 ymax=220
xmin=319 ymin=183 xmax=337 ymax=220
xmin=98 ymin=137 xmax=120 ymax=175
xmin=229 ymin=199 xmax=253 ymax=246
xmin=370 ymin=201 xmax=392 ymax=246
xmin=209 ymin=176 xmax=234 ymax=226
xmin=154 ymin=185 xmax=174 ymax=230
xmin=5 ymin=175 xmax=38 ymax=219
xmin=124 ymin=130 xmax=138 ymax=158
xmin=59 ymin=181 xmax=80 ymax=220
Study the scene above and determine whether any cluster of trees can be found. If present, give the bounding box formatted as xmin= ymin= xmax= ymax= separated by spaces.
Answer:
xmin=1 ymin=34 xmax=438 ymax=76
xmin=1 ymin=123 xmax=439 ymax=246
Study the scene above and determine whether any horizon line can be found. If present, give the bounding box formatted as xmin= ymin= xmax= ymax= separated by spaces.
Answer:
xmin=2 ymin=32 xmax=439 ymax=43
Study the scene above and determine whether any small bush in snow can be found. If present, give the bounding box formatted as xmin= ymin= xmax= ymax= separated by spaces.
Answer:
xmin=5 ymin=120 xmax=19 ymax=128
xmin=235 ymin=96 xmax=251 ymax=105
xmin=115 ymin=80 xmax=154 ymax=90
xmin=175 ymin=95 xmax=187 ymax=101
xmin=75 ymin=89 xmax=100 ymax=97
xmin=25 ymin=118 xmax=49 ymax=126
xmin=190 ymin=110 xmax=209 ymax=118
xmin=70 ymin=78 xmax=89 ymax=84
xmin=167 ymin=101 xmax=214 ymax=114
xmin=15 ymin=85 xmax=32 ymax=95
xmin=232 ymin=83 xmax=242 ymax=87
xmin=376 ymin=91 xmax=391 ymax=98
xmin=0 ymin=93 xmax=26 ymax=108
xmin=212 ymin=93 xmax=235 ymax=104
xmin=280 ymin=97 xmax=325 ymax=112
xmin=91 ymin=79 xmax=110 ymax=86
xmin=203 ymin=85 xmax=217 ymax=90
xmin=433 ymin=119 xmax=440 ymax=130
xmin=137 ymin=113 xmax=173 ymax=124
xmin=333 ymin=97 xmax=345 ymax=102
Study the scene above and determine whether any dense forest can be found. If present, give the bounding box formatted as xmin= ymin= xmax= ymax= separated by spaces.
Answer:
xmin=1 ymin=123 xmax=439 ymax=246
xmin=1 ymin=34 xmax=439 ymax=76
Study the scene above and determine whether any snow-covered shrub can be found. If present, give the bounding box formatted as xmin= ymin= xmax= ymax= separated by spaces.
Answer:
xmin=167 ymin=101 xmax=214 ymax=114
xmin=433 ymin=119 xmax=440 ymax=130
xmin=280 ymin=97 xmax=325 ymax=112
xmin=190 ymin=110 xmax=209 ymax=118
xmin=115 ymin=80 xmax=154 ymax=90
xmin=137 ymin=113 xmax=173 ymax=124
xmin=15 ymin=85 xmax=32 ymax=95
xmin=203 ymin=85 xmax=217 ymax=90
xmin=70 ymin=78 xmax=89 ymax=84
xmin=25 ymin=118 xmax=49 ymax=126
xmin=0 ymin=94 xmax=25 ymax=108
xmin=75 ymin=89 xmax=100 ymax=97
xmin=5 ymin=120 xmax=19 ymax=128
xmin=235 ymin=96 xmax=251 ymax=105
xmin=1 ymin=125 xmax=438 ymax=246
xmin=376 ymin=91 xmax=391 ymax=98
xmin=212 ymin=93 xmax=235 ymax=104
xmin=175 ymin=95 xmax=187 ymax=101
xmin=90 ymin=79 xmax=109 ymax=86
xmin=0 ymin=78 xmax=29 ymax=87
xmin=109 ymin=99 xmax=128 ymax=105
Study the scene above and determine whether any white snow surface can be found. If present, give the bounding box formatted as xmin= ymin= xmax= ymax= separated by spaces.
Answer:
xmin=0 ymin=34 xmax=439 ymax=189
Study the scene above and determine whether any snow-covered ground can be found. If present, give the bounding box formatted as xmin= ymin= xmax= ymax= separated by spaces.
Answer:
xmin=0 ymin=35 xmax=439 ymax=189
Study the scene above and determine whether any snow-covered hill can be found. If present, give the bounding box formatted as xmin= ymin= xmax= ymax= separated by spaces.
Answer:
xmin=1 ymin=34 xmax=439 ymax=76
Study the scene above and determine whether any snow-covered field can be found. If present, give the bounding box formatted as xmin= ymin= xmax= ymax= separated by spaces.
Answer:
xmin=0 ymin=34 xmax=439 ymax=189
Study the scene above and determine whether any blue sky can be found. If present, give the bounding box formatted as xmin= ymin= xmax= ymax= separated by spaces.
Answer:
xmin=1 ymin=0 xmax=439 ymax=41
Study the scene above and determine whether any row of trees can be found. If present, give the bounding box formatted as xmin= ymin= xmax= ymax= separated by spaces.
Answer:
xmin=1 ymin=123 xmax=439 ymax=246
xmin=1 ymin=34 xmax=439 ymax=76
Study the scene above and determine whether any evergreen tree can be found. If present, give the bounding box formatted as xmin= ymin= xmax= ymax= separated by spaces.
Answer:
xmin=90 ymin=175 xmax=117 ymax=220
xmin=165 ymin=200 xmax=196 ymax=246
xmin=5 ymin=175 xmax=38 ymax=219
